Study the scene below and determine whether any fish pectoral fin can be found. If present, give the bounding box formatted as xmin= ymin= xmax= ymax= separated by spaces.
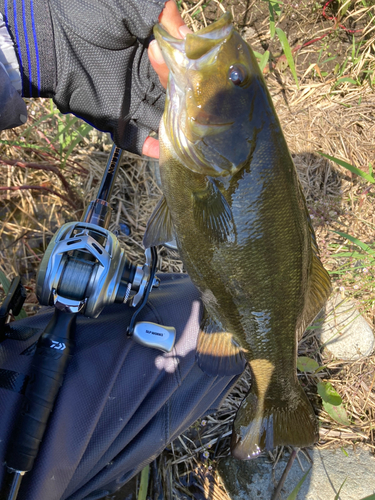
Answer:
xmin=196 ymin=314 xmax=246 ymax=377
xmin=231 ymin=381 xmax=318 ymax=460
xmin=192 ymin=180 xmax=233 ymax=244
xmin=143 ymin=195 xmax=175 ymax=248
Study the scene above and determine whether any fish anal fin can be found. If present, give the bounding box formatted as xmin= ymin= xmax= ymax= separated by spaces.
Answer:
xmin=231 ymin=381 xmax=318 ymax=460
xmin=143 ymin=195 xmax=174 ymax=248
xmin=192 ymin=180 xmax=233 ymax=244
xmin=196 ymin=314 xmax=246 ymax=377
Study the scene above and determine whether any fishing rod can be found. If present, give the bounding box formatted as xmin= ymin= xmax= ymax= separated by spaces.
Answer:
xmin=1 ymin=145 xmax=175 ymax=500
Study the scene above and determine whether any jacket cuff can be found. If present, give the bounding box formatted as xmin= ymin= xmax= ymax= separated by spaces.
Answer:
xmin=0 ymin=13 xmax=22 ymax=93
xmin=0 ymin=0 xmax=56 ymax=97
xmin=0 ymin=63 xmax=27 ymax=130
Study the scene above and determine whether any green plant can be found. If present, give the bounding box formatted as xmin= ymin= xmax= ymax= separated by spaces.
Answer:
xmin=286 ymin=468 xmax=312 ymax=500
xmin=137 ymin=465 xmax=150 ymax=500
xmin=334 ymin=477 xmax=347 ymax=500
xmin=1 ymin=102 xmax=93 ymax=168
xmin=275 ymin=27 xmax=299 ymax=88
xmin=55 ymin=114 xmax=93 ymax=166
xmin=297 ymin=357 xmax=351 ymax=425
xmin=319 ymin=153 xmax=374 ymax=184
xmin=317 ymin=381 xmax=351 ymax=425
xmin=263 ymin=0 xmax=283 ymax=39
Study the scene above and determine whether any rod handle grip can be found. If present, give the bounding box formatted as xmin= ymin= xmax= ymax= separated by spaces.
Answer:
xmin=6 ymin=309 xmax=76 ymax=472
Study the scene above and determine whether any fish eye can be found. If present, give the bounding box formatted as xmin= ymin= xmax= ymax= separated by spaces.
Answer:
xmin=228 ymin=65 xmax=247 ymax=86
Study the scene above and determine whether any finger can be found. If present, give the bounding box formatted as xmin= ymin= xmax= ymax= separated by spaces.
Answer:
xmin=142 ymin=136 xmax=160 ymax=159
xmin=148 ymin=1 xmax=191 ymax=88
xmin=149 ymin=1 xmax=192 ymax=88
xmin=159 ymin=0 xmax=189 ymax=39
xmin=148 ymin=41 xmax=169 ymax=89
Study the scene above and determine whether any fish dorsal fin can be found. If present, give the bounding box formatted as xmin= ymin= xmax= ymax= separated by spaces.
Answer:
xmin=298 ymin=224 xmax=332 ymax=339
xmin=143 ymin=195 xmax=174 ymax=248
xmin=196 ymin=311 xmax=246 ymax=376
xmin=294 ymin=181 xmax=331 ymax=338
xmin=298 ymin=251 xmax=331 ymax=338
xmin=193 ymin=180 xmax=233 ymax=244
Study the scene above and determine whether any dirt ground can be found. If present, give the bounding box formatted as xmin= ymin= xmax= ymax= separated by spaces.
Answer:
xmin=1 ymin=1 xmax=375 ymax=499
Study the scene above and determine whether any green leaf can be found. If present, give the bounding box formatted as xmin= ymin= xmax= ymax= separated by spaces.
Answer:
xmin=0 ymin=269 xmax=10 ymax=295
xmin=333 ymin=251 xmax=367 ymax=258
xmin=341 ymin=447 xmax=349 ymax=457
xmin=340 ymin=0 xmax=351 ymax=16
xmin=267 ymin=1 xmax=282 ymax=39
xmin=137 ymin=465 xmax=149 ymax=500
xmin=61 ymin=124 xmax=93 ymax=167
xmin=0 ymin=140 xmax=51 ymax=151
xmin=334 ymin=477 xmax=347 ymax=500
xmin=317 ymin=382 xmax=342 ymax=406
xmin=297 ymin=356 xmax=320 ymax=373
xmin=23 ymin=111 xmax=59 ymax=139
xmin=360 ymin=495 xmax=375 ymax=500
xmin=321 ymin=56 xmax=337 ymax=64
xmin=286 ymin=468 xmax=311 ymax=500
xmin=55 ymin=117 xmax=80 ymax=149
xmin=258 ymin=50 xmax=270 ymax=72
xmin=275 ymin=28 xmax=299 ymax=88
xmin=323 ymin=401 xmax=351 ymax=426
xmin=318 ymin=152 xmax=375 ymax=183
xmin=334 ymin=231 xmax=375 ymax=257
xmin=335 ymin=77 xmax=358 ymax=86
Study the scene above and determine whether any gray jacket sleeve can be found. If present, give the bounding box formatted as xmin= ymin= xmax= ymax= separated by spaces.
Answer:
xmin=0 ymin=0 xmax=167 ymax=154
xmin=0 ymin=63 xmax=27 ymax=130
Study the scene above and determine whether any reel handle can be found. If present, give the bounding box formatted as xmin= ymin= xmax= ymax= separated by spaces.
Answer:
xmin=6 ymin=309 xmax=76 ymax=473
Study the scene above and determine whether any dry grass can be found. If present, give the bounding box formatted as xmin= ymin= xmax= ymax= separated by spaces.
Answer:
xmin=1 ymin=1 xmax=375 ymax=499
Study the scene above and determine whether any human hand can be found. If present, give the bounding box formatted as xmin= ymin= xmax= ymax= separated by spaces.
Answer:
xmin=0 ymin=0 xmax=189 ymax=157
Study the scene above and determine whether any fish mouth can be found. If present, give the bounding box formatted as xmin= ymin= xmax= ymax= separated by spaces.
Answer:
xmin=154 ymin=12 xmax=235 ymax=144
xmin=154 ymin=12 xmax=238 ymax=176
xmin=190 ymin=109 xmax=233 ymax=130
xmin=153 ymin=12 xmax=234 ymax=92
xmin=188 ymin=118 xmax=233 ymax=141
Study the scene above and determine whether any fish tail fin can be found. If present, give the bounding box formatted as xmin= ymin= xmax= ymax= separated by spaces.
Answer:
xmin=231 ymin=382 xmax=318 ymax=460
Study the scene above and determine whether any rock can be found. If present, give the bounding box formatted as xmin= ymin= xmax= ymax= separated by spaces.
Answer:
xmin=317 ymin=293 xmax=374 ymax=360
xmin=218 ymin=446 xmax=375 ymax=500
xmin=241 ymin=27 xmax=256 ymax=39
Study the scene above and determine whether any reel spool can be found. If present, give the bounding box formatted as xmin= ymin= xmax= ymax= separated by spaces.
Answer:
xmin=36 ymin=221 xmax=158 ymax=318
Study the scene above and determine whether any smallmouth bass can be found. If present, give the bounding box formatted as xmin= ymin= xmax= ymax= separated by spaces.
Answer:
xmin=144 ymin=13 xmax=331 ymax=459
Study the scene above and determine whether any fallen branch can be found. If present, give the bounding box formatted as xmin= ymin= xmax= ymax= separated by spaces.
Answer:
xmin=0 ymin=185 xmax=77 ymax=210
xmin=0 ymin=157 xmax=80 ymax=204
xmin=271 ymin=448 xmax=299 ymax=500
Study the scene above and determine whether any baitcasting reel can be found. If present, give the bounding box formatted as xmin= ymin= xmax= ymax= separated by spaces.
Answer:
xmin=36 ymin=220 xmax=155 ymax=316
xmin=36 ymin=145 xmax=175 ymax=352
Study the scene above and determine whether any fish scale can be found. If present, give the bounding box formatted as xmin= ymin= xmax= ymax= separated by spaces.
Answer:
xmin=144 ymin=12 xmax=331 ymax=460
